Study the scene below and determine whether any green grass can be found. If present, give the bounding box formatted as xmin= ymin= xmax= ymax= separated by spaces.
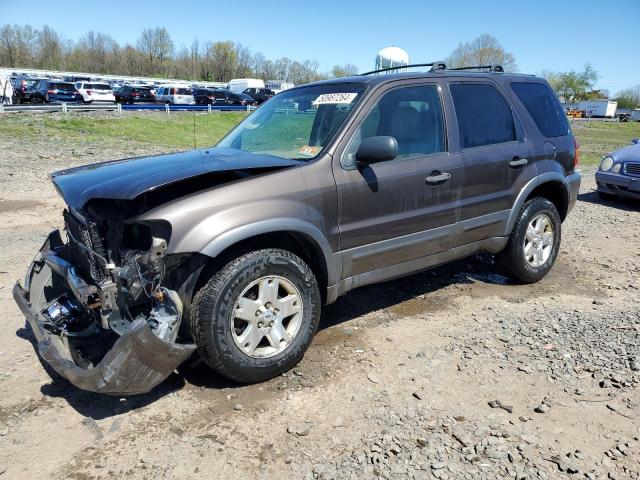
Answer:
xmin=571 ymin=121 xmax=640 ymax=165
xmin=1 ymin=112 xmax=638 ymax=163
xmin=0 ymin=112 xmax=247 ymax=149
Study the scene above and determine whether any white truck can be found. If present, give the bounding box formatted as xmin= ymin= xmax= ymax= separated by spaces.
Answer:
xmin=577 ymin=100 xmax=618 ymax=118
xmin=266 ymin=80 xmax=294 ymax=94
xmin=226 ymin=78 xmax=265 ymax=94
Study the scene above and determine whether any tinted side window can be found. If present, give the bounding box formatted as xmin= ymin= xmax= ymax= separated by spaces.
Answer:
xmin=511 ymin=82 xmax=568 ymax=138
xmin=450 ymin=83 xmax=515 ymax=148
xmin=359 ymin=85 xmax=446 ymax=158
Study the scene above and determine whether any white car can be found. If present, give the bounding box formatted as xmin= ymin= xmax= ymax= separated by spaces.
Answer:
xmin=74 ymin=82 xmax=116 ymax=103
xmin=155 ymin=86 xmax=195 ymax=105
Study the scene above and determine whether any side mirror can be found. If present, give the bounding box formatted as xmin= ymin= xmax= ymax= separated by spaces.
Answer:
xmin=356 ymin=136 xmax=398 ymax=166
xmin=632 ymin=138 xmax=640 ymax=145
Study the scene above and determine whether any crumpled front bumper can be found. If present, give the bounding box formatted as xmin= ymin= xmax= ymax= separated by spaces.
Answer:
xmin=12 ymin=230 xmax=196 ymax=395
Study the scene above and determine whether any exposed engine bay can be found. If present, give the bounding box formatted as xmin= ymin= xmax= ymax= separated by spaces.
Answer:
xmin=12 ymin=203 xmax=200 ymax=394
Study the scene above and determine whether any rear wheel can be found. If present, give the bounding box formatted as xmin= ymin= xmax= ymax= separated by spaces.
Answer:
xmin=191 ymin=249 xmax=321 ymax=383
xmin=499 ymin=198 xmax=561 ymax=283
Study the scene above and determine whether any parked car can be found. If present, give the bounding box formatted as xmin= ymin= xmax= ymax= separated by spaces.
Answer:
xmin=74 ymin=82 xmax=116 ymax=103
xmin=13 ymin=63 xmax=581 ymax=395
xmin=10 ymin=76 xmax=46 ymax=104
xmin=155 ymin=86 xmax=195 ymax=105
xmin=31 ymin=81 xmax=82 ymax=104
xmin=114 ymin=85 xmax=155 ymax=104
xmin=192 ymin=88 xmax=219 ymax=105
xmin=243 ymin=87 xmax=275 ymax=104
xmin=595 ymin=139 xmax=640 ymax=200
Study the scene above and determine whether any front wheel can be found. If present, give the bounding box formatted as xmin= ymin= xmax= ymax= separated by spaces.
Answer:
xmin=191 ymin=249 xmax=321 ymax=383
xmin=498 ymin=197 xmax=561 ymax=283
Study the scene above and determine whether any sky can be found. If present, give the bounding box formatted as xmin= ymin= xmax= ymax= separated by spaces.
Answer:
xmin=2 ymin=0 xmax=639 ymax=94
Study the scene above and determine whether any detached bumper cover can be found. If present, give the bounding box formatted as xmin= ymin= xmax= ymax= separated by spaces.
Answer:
xmin=596 ymin=171 xmax=640 ymax=200
xmin=12 ymin=231 xmax=196 ymax=395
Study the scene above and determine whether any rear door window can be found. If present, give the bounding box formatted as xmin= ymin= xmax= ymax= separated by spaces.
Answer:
xmin=450 ymin=83 xmax=516 ymax=148
xmin=511 ymin=82 xmax=568 ymax=138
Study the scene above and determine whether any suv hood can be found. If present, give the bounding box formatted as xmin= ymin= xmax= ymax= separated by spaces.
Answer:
xmin=51 ymin=147 xmax=302 ymax=209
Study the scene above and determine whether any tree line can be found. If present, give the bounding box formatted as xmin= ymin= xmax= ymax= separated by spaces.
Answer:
xmin=0 ymin=24 xmax=359 ymax=84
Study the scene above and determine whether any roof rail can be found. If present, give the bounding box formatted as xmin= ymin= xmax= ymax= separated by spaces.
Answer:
xmin=360 ymin=62 xmax=448 ymax=76
xmin=449 ymin=64 xmax=504 ymax=73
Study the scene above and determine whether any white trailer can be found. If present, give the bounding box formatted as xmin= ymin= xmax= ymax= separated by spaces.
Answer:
xmin=265 ymin=80 xmax=295 ymax=94
xmin=226 ymin=78 xmax=265 ymax=94
xmin=577 ymin=100 xmax=618 ymax=118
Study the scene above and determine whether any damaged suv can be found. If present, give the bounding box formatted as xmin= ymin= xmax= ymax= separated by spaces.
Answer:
xmin=13 ymin=63 xmax=581 ymax=395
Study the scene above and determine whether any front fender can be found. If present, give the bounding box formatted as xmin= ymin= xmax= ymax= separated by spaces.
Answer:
xmin=199 ymin=217 xmax=340 ymax=287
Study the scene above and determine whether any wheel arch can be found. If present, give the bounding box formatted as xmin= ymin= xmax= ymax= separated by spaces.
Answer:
xmin=504 ymin=173 xmax=570 ymax=235
xmin=194 ymin=220 xmax=339 ymax=305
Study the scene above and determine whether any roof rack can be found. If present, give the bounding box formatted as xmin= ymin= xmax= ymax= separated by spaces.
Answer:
xmin=360 ymin=62 xmax=505 ymax=76
xmin=449 ymin=64 xmax=504 ymax=72
xmin=360 ymin=62 xmax=447 ymax=76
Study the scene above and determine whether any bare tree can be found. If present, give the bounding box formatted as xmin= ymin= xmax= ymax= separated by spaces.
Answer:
xmin=331 ymin=63 xmax=358 ymax=78
xmin=446 ymin=34 xmax=516 ymax=71
xmin=136 ymin=27 xmax=173 ymax=74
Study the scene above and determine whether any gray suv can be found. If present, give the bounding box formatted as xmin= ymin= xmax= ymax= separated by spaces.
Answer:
xmin=13 ymin=63 xmax=581 ymax=394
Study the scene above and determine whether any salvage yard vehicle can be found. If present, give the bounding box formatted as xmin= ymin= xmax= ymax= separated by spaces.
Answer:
xmin=596 ymin=138 xmax=640 ymax=200
xmin=74 ymin=82 xmax=116 ymax=104
xmin=31 ymin=80 xmax=83 ymax=104
xmin=114 ymin=85 xmax=155 ymax=104
xmin=13 ymin=62 xmax=581 ymax=395
xmin=155 ymin=86 xmax=196 ymax=105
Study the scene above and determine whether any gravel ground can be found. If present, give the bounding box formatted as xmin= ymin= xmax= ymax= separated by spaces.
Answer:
xmin=0 ymin=127 xmax=638 ymax=480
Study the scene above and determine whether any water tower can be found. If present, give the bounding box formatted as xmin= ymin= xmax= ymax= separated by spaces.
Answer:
xmin=375 ymin=47 xmax=410 ymax=71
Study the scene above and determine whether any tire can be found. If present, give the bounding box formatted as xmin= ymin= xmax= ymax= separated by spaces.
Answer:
xmin=597 ymin=190 xmax=616 ymax=201
xmin=499 ymin=197 xmax=561 ymax=283
xmin=191 ymin=249 xmax=321 ymax=383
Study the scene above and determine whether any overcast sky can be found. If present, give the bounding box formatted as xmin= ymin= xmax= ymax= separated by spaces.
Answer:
xmin=2 ymin=0 xmax=638 ymax=94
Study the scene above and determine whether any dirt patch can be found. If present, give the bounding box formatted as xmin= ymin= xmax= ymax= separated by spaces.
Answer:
xmin=0 ymin=198 xmax=43 ymax=214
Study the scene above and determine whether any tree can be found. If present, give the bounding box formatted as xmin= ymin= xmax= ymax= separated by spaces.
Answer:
xmin=136 ymin=27 xmax=173 ymax=74
xmin=615 ymin=86 xmax=640 ymax=110
xmin=331 ymin=63 xmax=358 ymax=78
xmin=35 ymin=25 xmax=64 ymax=69
xmin=209 ymin=41 xmax=237 ymax=82
xmin=549 ymin=64 xmax=599 ymax=105
xmin=446 ymin=34 xmax=516 ymax=71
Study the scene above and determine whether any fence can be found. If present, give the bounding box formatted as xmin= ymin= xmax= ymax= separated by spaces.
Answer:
xmin=0 ymin=103 xmax=256 ymax=114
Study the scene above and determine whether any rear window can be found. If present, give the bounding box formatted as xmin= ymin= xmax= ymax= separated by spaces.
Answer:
xmin=174 ymin=88 xmax=191 ymax=95
xmin=132 ymin=87 xmax=150 ymax=94
xmin=450 ymin=83 xmax=516 ymax=148
xmin=52 ymin=82 xmax=75 ymax=91
xmin=511 ymin=82 xmax=569 ymax=138
xmin=87 ymin=83 xmax=111 ymax=90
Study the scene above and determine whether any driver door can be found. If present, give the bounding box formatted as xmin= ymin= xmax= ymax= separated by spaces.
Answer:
xmin=333 ymin=82 xmax=464 ymax=279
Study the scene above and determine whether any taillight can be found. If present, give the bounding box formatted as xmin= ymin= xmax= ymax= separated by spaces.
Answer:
xmin=86 ymin=90 xmax=93 ymax=95
xmin=208 ymin=96 xmax=213 ymax=99
xmin=47 ymin=89 xmax=57 ymax=94
xmin=573 ymin=137 xmax=580 ymax=168
xmin=132 ymin=92 xmax=139 ymax=97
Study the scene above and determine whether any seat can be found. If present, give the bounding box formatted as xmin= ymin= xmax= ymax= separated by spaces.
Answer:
xmin=390 ymin=106 xmax=427 ymax=156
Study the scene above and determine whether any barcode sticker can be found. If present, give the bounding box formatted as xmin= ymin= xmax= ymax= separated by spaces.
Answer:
xmin=312 ymin=93 xmax=358 ymax=105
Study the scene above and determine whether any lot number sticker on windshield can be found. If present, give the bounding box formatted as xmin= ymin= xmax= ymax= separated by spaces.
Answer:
xmin=312 ymin=93 xmax=358 ymax=105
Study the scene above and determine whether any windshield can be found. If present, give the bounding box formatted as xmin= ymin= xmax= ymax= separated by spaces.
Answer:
xmin=218 ymin=83 xmax=366 ymax=160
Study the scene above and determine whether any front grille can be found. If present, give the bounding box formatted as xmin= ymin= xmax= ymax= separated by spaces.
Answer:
xmin=63 ymin=210 xmax=108 ymax=282
xmin=626 ymin=163 xmax=640 ymax=177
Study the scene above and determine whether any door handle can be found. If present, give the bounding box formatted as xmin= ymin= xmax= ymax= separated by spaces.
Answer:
xmin=425 ymin=171 xmax=451 ymax=185
xmin=509 ymin=157 xmax=528 ymax=168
